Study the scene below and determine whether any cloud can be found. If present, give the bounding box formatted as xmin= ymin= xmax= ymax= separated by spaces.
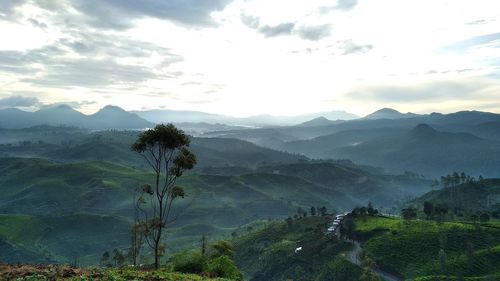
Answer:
xmin=23 ymin=58 xmax=162 ymax=88
xmin=340 ymin=40 xmax=373 ymax=55
xmin=295 ymin=24 xmax=331 ymax=41
xmin=259 ymin=22 xmax=295 ymax=37
xmin=319 ymin=0 xmax=358 ymax=13
xmin=241 ymin=14 xmax=331 ymax=41
xmin=68 ymin=0 xmax=234 ymax=29
xmin=0 ymin=0 xmax=27 ymax=20
xmin=0 ymin=95 xmax=98 ymax=110
xmin=0 ymin=27 xmax=184 ymax=89
xmin=241 ymin=13 xmax=295 ymax=38
xmin=335 ymin=0 xmax=358 ymax=11
xmin=0 ymin=95 xmax=41 ymax=109
xmin=347 ymin=79 xmax=495 ymax=103
xmin=240 ymin=14 xmax=260 ymax=29
xmin=444 ymin=32 xmax=500 ymax=52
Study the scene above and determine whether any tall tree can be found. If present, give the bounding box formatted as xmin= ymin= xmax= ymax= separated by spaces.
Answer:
xmin=401 ymin=207 xmax=417 ymax=221
xmin=201 ymin=234 xmax=208 ymax=256
xmin=310 ymin=206 xmax=316 ymax=216
xmin=132 ymin=124 xmax=196 ymax=269
xmin=423 ymin=201 xmax=434 ymax=220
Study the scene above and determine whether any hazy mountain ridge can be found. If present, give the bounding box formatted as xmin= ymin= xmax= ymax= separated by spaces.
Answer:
xmin=282 ymin=124 xmax=500 ymax=177
xmin=0 ymin=105 xmax=153 ymax=130
xmin=133 ymin=109 xmax=358 ymax=126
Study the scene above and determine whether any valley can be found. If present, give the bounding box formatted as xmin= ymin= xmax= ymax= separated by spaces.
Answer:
xmin=0 ymin=106 xmax=499 ymax=280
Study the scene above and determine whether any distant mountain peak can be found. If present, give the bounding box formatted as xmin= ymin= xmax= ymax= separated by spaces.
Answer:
xmin=298 ymin=116 xmax=333 ymax=127
xmin=40 ymin=104 xmax=76 ymax=111
xmin=99 ymin=105 xmax=126 ymax=112
xmin=92 ymin=105 xmax=130 ymax=117
xmin=376 ymin=107 xmax=401 ymax=114
xmin=364 ymin=107 xmax=419 ymax=120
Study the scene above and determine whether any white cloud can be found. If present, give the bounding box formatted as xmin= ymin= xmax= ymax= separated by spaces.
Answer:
xmin=0 ymin=0 xmax=499 ymax=116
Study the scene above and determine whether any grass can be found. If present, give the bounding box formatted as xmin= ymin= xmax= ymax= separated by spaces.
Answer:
xmin=354 ymin=216 xmax=500 ymax=280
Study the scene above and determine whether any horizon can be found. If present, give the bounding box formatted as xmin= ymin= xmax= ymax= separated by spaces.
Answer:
xmin=3 ymin=102 xmax=500 ymax=120
xmin=0 ymin=0 xmax=499 ymax=117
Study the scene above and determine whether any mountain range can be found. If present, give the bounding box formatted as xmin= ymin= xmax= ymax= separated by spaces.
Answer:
xmin=0 ymin=105 xmax=153 ymax=130
xmin=2 ymin=105 xmax=500 ymax=177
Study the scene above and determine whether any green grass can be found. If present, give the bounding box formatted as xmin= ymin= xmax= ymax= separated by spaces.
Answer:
xmin=354 ymin=216 xmax=500 ymax=280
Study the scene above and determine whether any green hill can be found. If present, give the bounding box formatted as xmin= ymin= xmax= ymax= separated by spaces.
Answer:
xmin=233 ymin=216 xmax=359 ymax=281
xmin=258 ymin=162 xmax=431 ymax=206
xmin=411 ymin=179 xmax=500 ymax=216
xmin=0 ymin=158 xmax=355 ymax=264
xmin=352 ymin=216 xmax=500 ymax=280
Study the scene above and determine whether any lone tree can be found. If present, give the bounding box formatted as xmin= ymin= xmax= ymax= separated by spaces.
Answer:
xmin=132 ymin=124 xmax=196 ymax=269
xmin=401 ymin=207 xmax=417 ymax=222
xmin=423 ymin=201 xmax=434 ymax=220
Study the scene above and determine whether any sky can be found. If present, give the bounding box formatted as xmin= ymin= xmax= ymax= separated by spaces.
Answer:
xmin=0 ymin=0 xmax=500 ymax=117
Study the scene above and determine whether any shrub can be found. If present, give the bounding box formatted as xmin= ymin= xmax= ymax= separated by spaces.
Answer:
xmin=170 ymin=250 xmax=207 ymax=274
xmin=206 ymin=255 xmax=243 ymax=280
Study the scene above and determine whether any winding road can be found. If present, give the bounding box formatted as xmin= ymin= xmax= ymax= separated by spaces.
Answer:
xmin=343 ymin=240 xmax=402 ymax=281
xmin=330 ymin=215 xmax=402 ymax=281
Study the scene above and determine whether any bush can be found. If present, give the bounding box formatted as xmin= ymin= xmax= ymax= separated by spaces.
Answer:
xmin=170 ymin=250 xmax=207 ymax=274
xmin=206 ymin=255 xmax=243 ymax=280
xmin=315 ymin=256 xmax=362 ymax=281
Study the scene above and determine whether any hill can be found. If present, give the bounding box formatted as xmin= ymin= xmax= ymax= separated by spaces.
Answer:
xmin=0 ymin=128 xmax=307 ymax=170
xmin=233 ymin=216 xmax=359 ymax=281
xmin=281 ymin=124 xmax=500 ymax=177
xmin=411 ymin=179 xmax=500 ymax=216
xmin=363 ymin=108 xmax=420 ymax=120
xmin=257 ymin=162 xmax=431 ymax=206
xmin=0 ymin=155 xmax=434 ymax=264
xmin=298 ymin=116 xmax=335 ymax=127
xmin=351 ymin=216 xmax=500 ymax=280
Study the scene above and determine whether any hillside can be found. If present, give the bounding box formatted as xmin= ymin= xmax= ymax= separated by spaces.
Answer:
xmin=281 ymin=124 xmax=500 ymax=177
xmin=257 ymin=162 xmax=431 ymax=206
xmin=412 ymin=179 xmax=500 ymax=216
xmin=0 ymin=153 xmax=435 ymax=265
xmin=233 ymin=216 xmax=359 ymax=281
xmin=0 ymin=128 xmax=307 ymax=170
xmin=351 ymin=216 xmax=500 ymax=280
xmin=0 ymin=158 xmax=345 ymax=264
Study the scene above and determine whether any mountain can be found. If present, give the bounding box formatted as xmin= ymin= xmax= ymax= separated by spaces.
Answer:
xmin=0 ymin=105 xmax=153 ymax=130
xmin=87 ymin=105 xmax=152 ymax=129
xmin=0 ymin=128 xmax=307 ymax=169
xmin=134 ymin=109 xmax=358 ymax=127
xmin=298 ymin=116 xmax=335 ymax=127
xmin=281 ymin=124 xmax=500 ymax=177
xmin=364 ymin=108 xmax=420 ymax=119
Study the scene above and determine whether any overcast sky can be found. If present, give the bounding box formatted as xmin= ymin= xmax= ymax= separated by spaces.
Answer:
xmin=0 ymin=0 xmax=499 ymax=116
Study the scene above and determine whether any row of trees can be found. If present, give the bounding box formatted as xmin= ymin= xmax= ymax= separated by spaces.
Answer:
xmin=439 ymin=172 xmax=483 ymax=188
xmin=404 ymin=201 xmax=491 ymax=224
xmin=295 ymin=206 xmax=328 ymax=219
xmin=352 ymin=202 xmax=379 ymax=217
